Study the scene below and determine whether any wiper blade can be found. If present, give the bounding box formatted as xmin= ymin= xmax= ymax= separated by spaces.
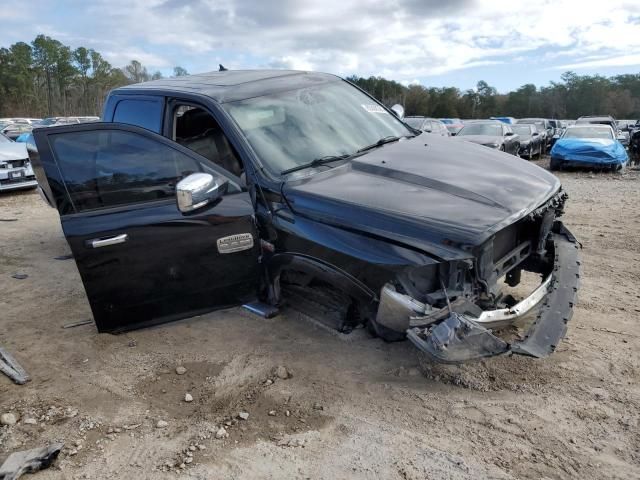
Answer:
xmin=356 ymin=135 xmax=404 ymax=154
xmin=280 ymin=154 xmax=351 ymax=175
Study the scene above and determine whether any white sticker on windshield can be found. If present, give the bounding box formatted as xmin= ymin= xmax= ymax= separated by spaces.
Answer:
xmin=361 ymin=104 xmax=387 ymax=114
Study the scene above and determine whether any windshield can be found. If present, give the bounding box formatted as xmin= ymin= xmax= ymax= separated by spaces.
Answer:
xmin=518 ymin=120 xmax=546 ymax=130
xmin=458 ymin=124 xmax=502 ymax=136
xmin=404 ymin=117 xmax=424 ymax=128
xmin=0 ymin=133 xmax=11 ymax=143
xmin=563 ymin=127 xmax=613 ymax=139
xmin=512 ymin=125 xmax=532 ymax=136
xmin=223 ymin=81 xmax=411 ymax=176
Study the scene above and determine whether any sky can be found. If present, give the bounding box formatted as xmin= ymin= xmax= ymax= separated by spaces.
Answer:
xmin=1 ymin=0 xmax=639 ymax=92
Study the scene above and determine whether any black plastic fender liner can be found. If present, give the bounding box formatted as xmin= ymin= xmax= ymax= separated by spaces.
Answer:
xmin=407 ymin=222 xmax=580 ymax=363
xmin=266 ymin=253 xmax=378 ymax=306
xmin=510 ymin=224 xmax=581 ymax=357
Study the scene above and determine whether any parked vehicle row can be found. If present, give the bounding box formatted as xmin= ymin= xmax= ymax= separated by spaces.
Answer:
xmin=400 ymin=114 xmax=636 ymax=166
xmin=0 ymin=116 xmax=99 ymax=140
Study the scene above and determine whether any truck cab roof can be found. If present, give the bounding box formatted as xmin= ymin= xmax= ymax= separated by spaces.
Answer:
xmin=111 ymin=69 xmax=340 ymax=103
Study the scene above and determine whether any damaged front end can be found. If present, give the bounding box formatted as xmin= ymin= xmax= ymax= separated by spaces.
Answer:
xmin=376 ymin=193 xmax=581 ymax=363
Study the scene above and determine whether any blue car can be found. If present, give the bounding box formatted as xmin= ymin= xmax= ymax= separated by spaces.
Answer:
xmin=550 ymin=125 xmax=628 ymax=171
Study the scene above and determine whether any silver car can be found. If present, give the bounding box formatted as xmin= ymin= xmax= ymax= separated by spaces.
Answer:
xmin=0 ymin=133 xmax=37 ymax=192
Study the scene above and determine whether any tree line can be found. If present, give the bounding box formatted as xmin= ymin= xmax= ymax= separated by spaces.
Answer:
xmin=347 ymin=72 xmax=640 ymax=120
xmin=0 ymin=35 xmax=189 ymax=118
xmin=1 ymin=35 xmax=639 ymax=120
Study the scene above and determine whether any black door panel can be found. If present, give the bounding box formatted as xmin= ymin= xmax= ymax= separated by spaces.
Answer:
xmin=33 ymin=123 xmax=259 ymax=332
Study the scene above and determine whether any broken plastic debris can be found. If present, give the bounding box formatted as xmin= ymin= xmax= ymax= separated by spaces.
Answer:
xmin=0 ymin=443 xmax=63 ymax=480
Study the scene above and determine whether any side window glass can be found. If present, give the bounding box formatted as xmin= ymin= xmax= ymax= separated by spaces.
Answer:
xmin=113 ymin=99 xmax=163 ymax=133
xmin=172 ymin=105 xmax=244 ymax=179
xmin=51 ymin=130 xmax=203 ymax=214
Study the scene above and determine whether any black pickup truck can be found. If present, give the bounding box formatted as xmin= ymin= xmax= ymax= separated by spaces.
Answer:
xmin=31 ymin=70 xmax=580 ymax=363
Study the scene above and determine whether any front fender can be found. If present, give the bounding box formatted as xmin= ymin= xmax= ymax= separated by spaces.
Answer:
xmin=270 ymin=212 xmax=439 ymax=294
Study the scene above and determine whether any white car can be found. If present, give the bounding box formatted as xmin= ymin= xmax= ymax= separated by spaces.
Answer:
xmin=0 ymin=133 xmax=37 ymax=192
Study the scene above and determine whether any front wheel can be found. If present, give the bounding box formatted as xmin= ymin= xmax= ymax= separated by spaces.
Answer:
xmin=549 ymin=158 xmax=562 ymax=171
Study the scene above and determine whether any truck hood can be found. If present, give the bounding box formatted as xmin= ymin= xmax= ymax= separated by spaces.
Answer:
xmin=282 ymin=135 xmax=560 ymax=259
xmin=0 ymin=142 xmax=28 ymax=162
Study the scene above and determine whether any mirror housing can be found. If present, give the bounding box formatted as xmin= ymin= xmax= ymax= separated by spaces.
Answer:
xmin=176 ymin=172 xmax=228 ymax=213
xmin=505 ymin=131 xmax=515 ymax=136
xmin=390 ymin=104 xmax=405 ymax=119
xmin=532 ymin=132 xmax=539 ymax=136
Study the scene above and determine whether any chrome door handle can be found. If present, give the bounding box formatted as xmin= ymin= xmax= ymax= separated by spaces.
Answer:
xmin=88 ymin=234 xmax=129 ymax=248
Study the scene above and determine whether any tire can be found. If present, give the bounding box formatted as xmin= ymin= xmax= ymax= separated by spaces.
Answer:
xmin=549 ymin=158 xmax=561 ymax=171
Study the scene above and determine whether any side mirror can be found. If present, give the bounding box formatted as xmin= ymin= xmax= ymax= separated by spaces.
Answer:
xmin=390 ymin=104 xmax=405 ymax=119
xmin=176 ymin=172 xmax=228 ymax=213
xmin=505 ymin=131 xmax=515 ymax=136
xmin=532 ymin=132 xmax=539 ymax=136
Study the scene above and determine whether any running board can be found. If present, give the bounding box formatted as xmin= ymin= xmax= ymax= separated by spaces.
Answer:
xmin=242 ymin=301 xmax=280 ymax=319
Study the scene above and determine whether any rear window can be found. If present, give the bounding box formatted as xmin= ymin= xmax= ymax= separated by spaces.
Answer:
xmin=113 ymin=98 xmax=164 ymax=133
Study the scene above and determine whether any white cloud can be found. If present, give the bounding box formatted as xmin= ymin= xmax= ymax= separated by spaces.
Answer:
xmin=553 ymin=54 xmax=640 ymax=70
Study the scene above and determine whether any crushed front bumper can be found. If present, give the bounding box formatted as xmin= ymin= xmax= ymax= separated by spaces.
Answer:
xmin=397 ymin=223 xmax=580 ymax=363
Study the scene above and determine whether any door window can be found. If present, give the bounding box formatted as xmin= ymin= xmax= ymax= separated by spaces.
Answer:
xmin=172 ymin=105 xmax=244 ymax=179
xmin=51 ymin=129 xmax=203 ymax=214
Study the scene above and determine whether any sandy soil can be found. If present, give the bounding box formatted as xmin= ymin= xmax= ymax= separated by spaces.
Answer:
xmin=1 ymin=161 xmax=639 ymax=479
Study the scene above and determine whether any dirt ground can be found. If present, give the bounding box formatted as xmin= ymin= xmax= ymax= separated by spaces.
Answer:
xmin=1 ymin=160 xmax=639 ymax=480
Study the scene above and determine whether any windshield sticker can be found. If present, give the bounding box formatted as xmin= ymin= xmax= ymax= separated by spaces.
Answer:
xmin=361 ymin=104 xmax=387 ymax=114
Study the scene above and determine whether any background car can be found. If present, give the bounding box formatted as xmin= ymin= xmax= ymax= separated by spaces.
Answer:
xmin=35 ymin=116 xmax=99 ymax=127
xmin=0 ymin=132 xmax=38 ymax=191
xmin=455 ymin=120 xmax=520 ymax=155
xmin=550 ymin=124 xmax=628 ymax=171
xmin=438 ymin=118 xmax=464 ymax=136
xmin=630 ymin=122 xmax=640 ymax=161
xmin=516 ymin=118 xmax=553 ymax=151
xmin=1 ymin=121 xmax=32 ymax=140
xmin=511 ymin=124 xmax=543 ymax=159
xmin=404 ymin=117 xmax=450 ymax=136
xmin=576 ymin=115 xmax=630 ymax=148
xmin=490 ymin=116 xmax=516 ymax=124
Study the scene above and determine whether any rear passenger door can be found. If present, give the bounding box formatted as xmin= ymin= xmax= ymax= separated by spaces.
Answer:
xmin=33 ymin=122 xmax=260 ymax=333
